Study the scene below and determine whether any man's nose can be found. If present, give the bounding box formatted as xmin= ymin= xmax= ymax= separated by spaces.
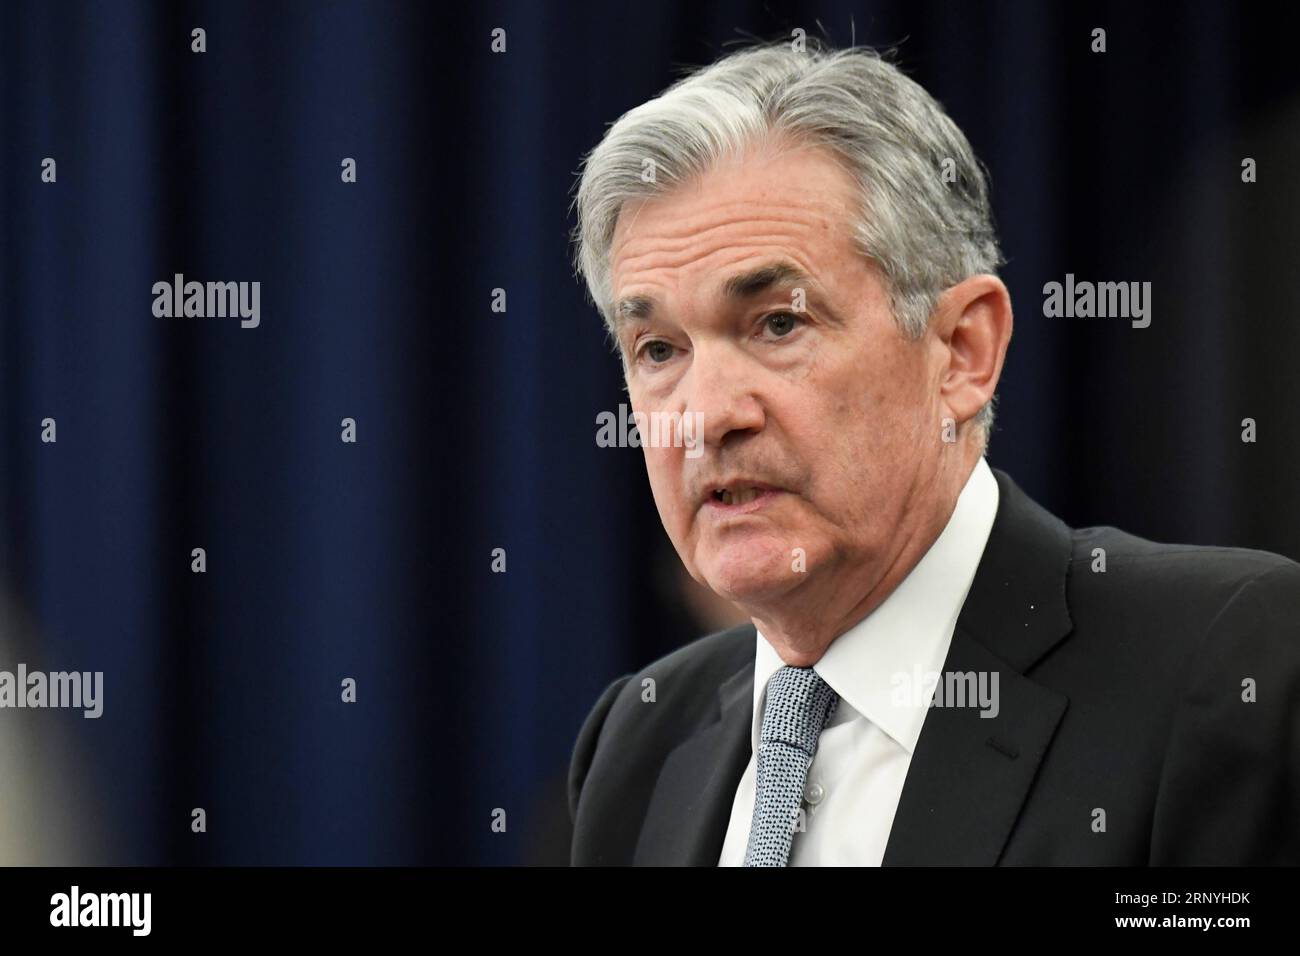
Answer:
xmin=686 ymin=346 xmax=766 ymax=448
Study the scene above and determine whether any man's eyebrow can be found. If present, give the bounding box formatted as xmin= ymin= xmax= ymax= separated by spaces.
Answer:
xmin=612 ymin=261 xmax=815 ymax=333
xmin=720 ymin=261 xmax=813 ymax=300
xmin=614 ymin=294 xmax=656 ymax=325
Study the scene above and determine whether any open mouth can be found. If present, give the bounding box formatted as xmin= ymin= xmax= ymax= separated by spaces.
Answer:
xmin=709 ymin=485 xmax=780 ymax=508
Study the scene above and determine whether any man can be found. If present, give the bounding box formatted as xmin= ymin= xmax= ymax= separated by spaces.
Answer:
xmin=566 ymin=42 xmax=1300 ymax=866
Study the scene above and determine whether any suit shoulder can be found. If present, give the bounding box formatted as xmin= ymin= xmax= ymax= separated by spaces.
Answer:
xmin=1147 ymin=558 xmax=1300 ymax=863
xmin=572 ymin=620 xmax=754 ymax=733
xmin=568 ymin=671 xmax=634 ymax=824
xmin=631 ymin=621 xmax=755 ymax=689
xmin=602 ymin=622 xmax=755 ymax=731
xmin=567 ymin=622 xmax=753 ymax=824
xmin=1069 ymin=522 xmax=1300 ymax=594
xmin=1064 ymin=523 xmax=1300 ymax=668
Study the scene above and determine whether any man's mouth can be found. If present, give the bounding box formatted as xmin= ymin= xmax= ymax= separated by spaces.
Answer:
xmin=713 ymin=487 xmax=766 ymax=506
xmin=705 ymin=482 xmax=784 ymax=512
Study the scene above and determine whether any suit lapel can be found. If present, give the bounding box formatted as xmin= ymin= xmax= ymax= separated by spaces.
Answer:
xmin=633 ymin=660 xmax=754 ymax=865
xmin=880 ymin=627 xmax=1068 ymax=864
xmin=883 ymin=467 xmax=1074 ymax=865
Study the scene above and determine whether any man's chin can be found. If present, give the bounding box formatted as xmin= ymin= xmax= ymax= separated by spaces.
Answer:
xmin=698 ymin=552 xmax=802 ymax=606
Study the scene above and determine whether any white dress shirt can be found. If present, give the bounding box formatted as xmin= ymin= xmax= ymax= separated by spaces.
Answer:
xmin=718 ymin=456 xmax=1000 ymax=865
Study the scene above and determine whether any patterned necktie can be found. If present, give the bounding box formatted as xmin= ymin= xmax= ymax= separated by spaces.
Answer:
xmin=743 ymin=665 xmax=840 ymax=866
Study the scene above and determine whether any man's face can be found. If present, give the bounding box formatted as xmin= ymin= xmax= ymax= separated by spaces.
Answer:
xmin=609 ymin=142 xmax=949 ymax=609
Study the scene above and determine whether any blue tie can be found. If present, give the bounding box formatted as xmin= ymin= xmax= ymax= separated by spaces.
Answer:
xmin=744 ymin=665 xmax=839 ymax=866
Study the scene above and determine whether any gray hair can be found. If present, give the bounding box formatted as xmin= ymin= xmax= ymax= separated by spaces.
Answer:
xmin=570 ymin=40 xmax=1006 ymax=446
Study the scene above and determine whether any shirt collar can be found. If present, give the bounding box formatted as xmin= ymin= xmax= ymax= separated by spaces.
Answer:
xmin=750 ymin=456 xmax=1000 ymax=755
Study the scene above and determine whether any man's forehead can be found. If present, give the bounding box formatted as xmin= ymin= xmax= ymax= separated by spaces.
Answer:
xmin=605 ymin=149 xmax=869 ymax=332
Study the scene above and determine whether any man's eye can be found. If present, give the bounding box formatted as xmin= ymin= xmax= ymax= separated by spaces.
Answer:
xmin=763 ymin=312 xmax=802 ymax=337
xmin=640 ymin=340 xmax=675 ymax=363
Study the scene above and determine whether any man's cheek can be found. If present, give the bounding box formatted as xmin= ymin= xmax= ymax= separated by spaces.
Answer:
xmin=682 ymin=411 xmax=705 ymax=459
xmin=644 ymin=458 xmax=684 ymax=526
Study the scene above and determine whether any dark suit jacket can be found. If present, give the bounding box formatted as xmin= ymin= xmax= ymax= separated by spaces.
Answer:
xmin=568 ymin=466 xmax=1300 ymax=865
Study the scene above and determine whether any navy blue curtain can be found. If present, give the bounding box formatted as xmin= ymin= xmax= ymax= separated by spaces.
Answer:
xmin=2 ymin=0 xmax=1297 ymax=865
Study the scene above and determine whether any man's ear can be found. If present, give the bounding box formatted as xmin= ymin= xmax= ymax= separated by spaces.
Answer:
xmin=932 ymin=274 xmax=1013 ymax=428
